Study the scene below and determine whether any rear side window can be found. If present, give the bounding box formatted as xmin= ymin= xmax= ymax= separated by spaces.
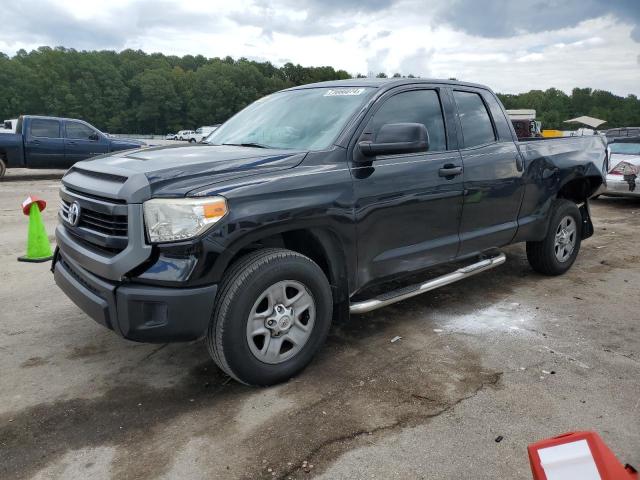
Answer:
xmin=30 ymin=119 xmax=61 ymax=138
xmin=369 ymin=89 xmax=447 ymax=152
xmin=66 ymin=121 xmax=96 ymax=139
xmin=453 ymin=91 xmax=496 ymax=148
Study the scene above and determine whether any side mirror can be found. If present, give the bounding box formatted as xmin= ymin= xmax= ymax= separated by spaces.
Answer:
xmin=89 ymin=133 xmax=100 ymax=141
xmin=358 ymin=123 xmax=429 ymax=158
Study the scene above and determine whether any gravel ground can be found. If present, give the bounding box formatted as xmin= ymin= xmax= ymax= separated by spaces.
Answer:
xmin=1 ymin=168 xmax=638 ymax=479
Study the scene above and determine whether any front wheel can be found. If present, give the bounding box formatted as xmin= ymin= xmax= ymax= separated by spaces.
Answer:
xmin=206 ymin=248 xmax=333 ymax=386
xmin=526 ymin=199 xmax=582 ymax=275
xmin=189 ymin=138 xmax=196 ymax=143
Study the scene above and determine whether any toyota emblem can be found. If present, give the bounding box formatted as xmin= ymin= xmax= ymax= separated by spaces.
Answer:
xmin=67 ymin=202 xmax=81 ymax=227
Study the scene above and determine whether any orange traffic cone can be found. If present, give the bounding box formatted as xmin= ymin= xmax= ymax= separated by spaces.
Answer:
xmin=17 ymin=195 xmax=53 ymax=263
xmin=528 ymin=431 xmax=637 ymax=480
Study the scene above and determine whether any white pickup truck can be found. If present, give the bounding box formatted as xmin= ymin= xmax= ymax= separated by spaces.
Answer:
xmin=187 ymin=125 xmax=219 ymax=143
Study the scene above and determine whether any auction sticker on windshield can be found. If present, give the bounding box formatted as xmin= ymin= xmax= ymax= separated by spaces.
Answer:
xmin=324 ymin=88 xmax=366 ymax=96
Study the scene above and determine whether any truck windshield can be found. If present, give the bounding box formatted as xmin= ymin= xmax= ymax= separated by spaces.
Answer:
xmin=204 ymin=87 xmax=374 ymax=150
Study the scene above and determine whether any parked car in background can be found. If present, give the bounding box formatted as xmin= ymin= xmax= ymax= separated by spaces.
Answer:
xmin=165 ymin=133 xmax=176 ymax=140
xmin=601 ymin=138 xmax=640 ymax=197
xmin=506 ymin=109 xmax=541 ymax=139
xmin=605 ymin=127 xmax=640 ymax=139
xmin=176 ymin=130 xmax=195 ymax=141
xmin=0 ymin=118 xmax=18 ymax=133
xmin=187 ymin=125 xmax=220 ymax=143
xmin=52 ymin=78 xmax=606 ymax=386
xmin=0 ymin=115 xmax=145 ymax=177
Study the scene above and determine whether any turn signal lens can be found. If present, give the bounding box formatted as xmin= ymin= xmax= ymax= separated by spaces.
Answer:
xmin=202 ymin=200 xmax=227 ymax=220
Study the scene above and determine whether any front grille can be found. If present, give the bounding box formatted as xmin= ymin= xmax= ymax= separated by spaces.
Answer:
xmin=60 ymin=194 xmax=129 ymax=253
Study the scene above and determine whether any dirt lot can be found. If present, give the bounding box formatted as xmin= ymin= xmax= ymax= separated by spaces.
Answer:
xmin=1 ymin=168 xmax=639 ymax=479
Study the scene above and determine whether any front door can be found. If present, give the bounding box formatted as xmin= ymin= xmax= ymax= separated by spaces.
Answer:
xmin=350 ymin=87 xmax=464 ymax=288
xmin=24 ymin=118 xmax=66 ymax=168
xmin=64 ymin=120 xmax=109 ymax=166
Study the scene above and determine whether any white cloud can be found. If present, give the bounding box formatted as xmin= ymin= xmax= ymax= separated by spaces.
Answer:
xmin=0 ymin=0 xmax=638 ymax=95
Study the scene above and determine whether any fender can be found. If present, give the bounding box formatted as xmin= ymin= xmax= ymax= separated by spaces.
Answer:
xmin=205 ymin=223 xmax=354 ymax=298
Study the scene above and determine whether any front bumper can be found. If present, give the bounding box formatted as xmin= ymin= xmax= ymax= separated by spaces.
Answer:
xmin=603 ymin=174 xmax=640 ymax=197
xmin=53 ymin=251 xmax=217 ymax=343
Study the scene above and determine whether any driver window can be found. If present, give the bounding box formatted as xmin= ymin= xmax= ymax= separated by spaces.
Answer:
xmin=369 ymin=90 xmax=447 ymax=151
xmin=66 ymin=121 xmax=97 ymax=140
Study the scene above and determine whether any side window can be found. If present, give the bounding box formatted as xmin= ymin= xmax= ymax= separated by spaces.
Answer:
xmin=453 ymin=91 xmax=496 ymax=148
xmin=369 ymin=89 xmax=447 ymax=152
xmin=482 ymin=92 xmax=512 ymax=140
xmin=30 ymin=119 xmax=61 ymax=138
xmin=66 ymin=121 xmax=96 ymax=139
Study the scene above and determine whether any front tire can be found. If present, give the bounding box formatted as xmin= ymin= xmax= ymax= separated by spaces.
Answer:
xmin=526 ymin=199 xmax=582 ymax=275
xmin=207 ymin=248 xmax=333 ymax=386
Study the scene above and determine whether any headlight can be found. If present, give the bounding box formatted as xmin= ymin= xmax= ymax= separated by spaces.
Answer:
xmin=143 ymin=197 xmax=228 ymax=243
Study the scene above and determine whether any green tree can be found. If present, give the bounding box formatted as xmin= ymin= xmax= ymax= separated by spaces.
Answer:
xmin=1 ymin=47 xmax=638 ymax=134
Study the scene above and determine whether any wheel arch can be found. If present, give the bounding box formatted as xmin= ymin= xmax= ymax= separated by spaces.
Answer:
xmin=557 ymin=174 xmax=603 ymax=203
xmin=214 ymin=226 xmax=352 ymax=311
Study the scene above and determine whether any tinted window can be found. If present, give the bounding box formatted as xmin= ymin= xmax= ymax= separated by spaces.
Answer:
xmin=453 ymin=91 xmax=496 ymax=147
xmin=66 ymin=121 xmax=96 ymax=139
xmin=369 ymin=90 xmax=447 ymax=151
xmin=30 ymin=119 xmax=60 ymax=138
xmin=482 ymin=93 xmax=512 ymax=140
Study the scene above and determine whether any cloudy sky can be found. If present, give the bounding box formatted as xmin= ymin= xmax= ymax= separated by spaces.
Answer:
xmin=1 ymin=0 xmax=639 ymax=95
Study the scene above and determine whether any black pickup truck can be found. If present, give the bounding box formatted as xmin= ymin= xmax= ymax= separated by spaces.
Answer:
xmin=52 ymin=78 xmax=607 ymax=386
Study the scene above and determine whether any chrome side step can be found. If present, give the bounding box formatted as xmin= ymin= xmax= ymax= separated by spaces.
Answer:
xmin=349 ymin=252 xmax=506 ymax=314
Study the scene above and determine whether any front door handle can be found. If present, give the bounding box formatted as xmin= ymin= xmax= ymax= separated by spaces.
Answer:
xmin=67 ymin=141 xmax=77 ymax=145
xmin=438 ymin=164 xmax=463 ymax=178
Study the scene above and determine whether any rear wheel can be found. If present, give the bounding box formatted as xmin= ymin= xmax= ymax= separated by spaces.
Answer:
xmin=0 ymin=157 xmax=6 ymax=178
xmin=206 ymin=248 xmax=333 ymax=386
xmin=526 ymin=199 xmax=582 ymax=275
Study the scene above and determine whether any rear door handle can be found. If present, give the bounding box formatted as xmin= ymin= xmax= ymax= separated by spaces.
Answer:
xmin=438 ymin=164 xmax=463 ymax=177
xmin=67 ymin=141 xmax=76 ymax=145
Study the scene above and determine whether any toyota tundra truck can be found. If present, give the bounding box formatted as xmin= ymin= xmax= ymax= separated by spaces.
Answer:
xmin=52 ymin=78 xmax=607 ymax=386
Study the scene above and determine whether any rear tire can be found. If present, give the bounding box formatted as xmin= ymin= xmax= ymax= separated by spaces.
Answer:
xmin=0 ymin=157 xmax=6 ymax=178
xmin=206 ymin=248 xmax=333 ymax=386
xmin=526 ymin=199 xmax=582 ymax=276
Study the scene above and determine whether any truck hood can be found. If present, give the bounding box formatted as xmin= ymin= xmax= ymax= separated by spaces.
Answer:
xmin=63 ymin=144 xmax=306 ymax=201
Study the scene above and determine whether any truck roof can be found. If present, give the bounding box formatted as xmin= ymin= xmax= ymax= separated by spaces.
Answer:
xmin=286 ymin=77 xmax=492 ymax=92
xmin=20 ymin=114 xmax=90 ymax=122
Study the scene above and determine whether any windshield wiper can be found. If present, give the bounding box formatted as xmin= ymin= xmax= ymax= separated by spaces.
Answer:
xmin=221 ymin=142 xmax=270 ymax=149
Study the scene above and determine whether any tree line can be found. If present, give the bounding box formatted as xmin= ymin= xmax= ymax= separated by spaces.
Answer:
xmin=0 ymin=47 xmax=638 ymax=134
xmin=497 ymin=88 xmax=640 ymax=131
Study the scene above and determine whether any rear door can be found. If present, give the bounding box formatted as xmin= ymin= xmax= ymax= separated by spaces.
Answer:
xmin=350 ymin=86 xmax=464 ymax=288
xmin=24 ymin=118 xmax=66 ymax=168
xmin=64 ymin=120 xmax=109 ymax=166
xmin=451 ymin=89 xmax=525 ymax=255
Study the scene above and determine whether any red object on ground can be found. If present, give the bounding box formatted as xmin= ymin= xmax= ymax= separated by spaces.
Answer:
xmin=528 ymin=431 xmax=638 ymax=480
xmin=21 ymin=195 xmax=47 ymax=215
